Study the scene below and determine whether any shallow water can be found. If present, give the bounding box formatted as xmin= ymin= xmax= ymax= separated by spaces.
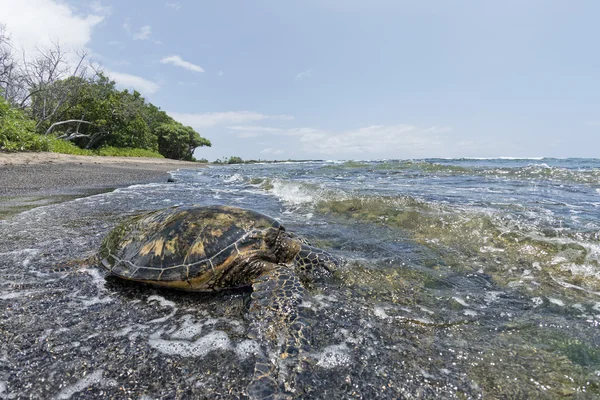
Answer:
xmin=1 ymin=158 xmax=599 ymax=398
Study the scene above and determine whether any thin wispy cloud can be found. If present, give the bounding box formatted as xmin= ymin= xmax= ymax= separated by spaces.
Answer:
xmin=168 ymin=111 xmax=294 ymax=129
xmin=160 ymin=55 xmax=204 ymax=73
xmin=229 ymin=124 xmax=453 ymax=156
xmin=133 ymin=25 xmax=152 ymax=40
xmin=90 ymin=1 xmax=111 ymax=15
xmin=122 ymin=20 xmax=160 ymax=44
xmin=260 ymin=148 xmax=285 ymax=155
xmin=165 ymin=1 xmax=181 ymax=10
xmin=294 ymin=68 xmax=314 ymax=81
xmin=218 ymin=70 xmax=224 ymax=77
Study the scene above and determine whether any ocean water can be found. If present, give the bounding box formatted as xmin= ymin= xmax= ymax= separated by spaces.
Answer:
xmin=1 ymin=158 xmax=599 ymax=398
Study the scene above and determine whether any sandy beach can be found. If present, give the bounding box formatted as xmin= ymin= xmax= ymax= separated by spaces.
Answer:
xmin=0 ymin=152 xmax=203 ymax=217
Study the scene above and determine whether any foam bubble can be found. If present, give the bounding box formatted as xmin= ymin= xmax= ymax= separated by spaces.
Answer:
xmin=270 ymin=180 xmax=316 ymax=205
xmin=548 ymin=297 xmax=565 ymax=307
xmin=147 ymin=295 xmax=178 ymax=323
xmin=82 ymin=268 xmax=107 ymax=293
xmin=147 ymin=295 xmax=176 ymax=309
xmin=149 ymin=331 xmax=232 ymax=358
xmin=170 ymin=315 xmax=206 ymax=340
xmin=81 ymin=297 xmax=113 ymax=307
xmin=224 ymin=173 xmax=245 ymax=183
xmin=373 ymin=306 xmax=389 ymax=319
xmin=316 ymin=344 xmax=351 ymax=369
xmin=0 ymin=289 xmax=41 ymax=300
xmin=452 ymin=297 xmax=469 ymax=307
xmin=54 ymin=370 xmax=107 ymax=400
xmin=235 ymin=339 xmax=261 ymax=359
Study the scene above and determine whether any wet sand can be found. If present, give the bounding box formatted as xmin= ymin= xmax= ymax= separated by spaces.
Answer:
xmin=0 ymin=152 xmax=203 ymax=218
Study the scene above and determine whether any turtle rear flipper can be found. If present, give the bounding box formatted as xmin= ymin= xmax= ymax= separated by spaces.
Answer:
xmin=247 ymin=263 xmax=310 ymax=399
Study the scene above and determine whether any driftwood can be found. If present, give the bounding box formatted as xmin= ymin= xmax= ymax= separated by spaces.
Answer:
xmin=47 ymin=118 xmax=109 ymax=149
xmin=45 ymin=119 xmax=94 ymax=135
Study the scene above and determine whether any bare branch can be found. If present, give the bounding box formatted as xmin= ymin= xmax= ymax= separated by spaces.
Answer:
xmin=46 ymin=119 xmax=95 ymax=135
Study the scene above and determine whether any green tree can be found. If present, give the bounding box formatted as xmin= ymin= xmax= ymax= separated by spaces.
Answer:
xmin=155 ymin=121 xmax=211 ymax=160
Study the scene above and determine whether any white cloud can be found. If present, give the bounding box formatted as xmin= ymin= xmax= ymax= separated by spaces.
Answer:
xmin=90 ymin=1 xmax=111 ymax=15
xmin=160 ymin=55 xmax=204 ymax=73
xmin=107 ymin=71 xmax=160 ymax=94
xmin=294 ymin=68 xmax=314 ymax=81
xmin=229 ymin=124 xmax=452 ymax=156
xmin=260 ymin=148 xmax=285 ymax=155
xmin=297 ymin=124 xmax=449 ymax=155
xmin=218 ymin=70 xmax=224 ymax=77
xmin=0 ymin=0 xmax=103 ymax=55
xmin=168 ymin=111 xmax=294 ymax=129
xmin=133 ymin=25 xmax=152 ymax=40
xmin=165 ymin=1 xmax=181 ymax=10
xmin=229 ymin=125 xmax=318 ymax=138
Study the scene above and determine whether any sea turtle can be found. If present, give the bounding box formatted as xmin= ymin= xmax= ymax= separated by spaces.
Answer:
xmin=98 ymin=204 xmax=339 ymax=399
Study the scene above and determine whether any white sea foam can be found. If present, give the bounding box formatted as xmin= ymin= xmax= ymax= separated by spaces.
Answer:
xmin=0 ymin=289 xmax=42 ymax=300
xmin=316 ymin=343 xmax=351 ymax=369
xmin=54 ymin=370 xmax=111 ymax=400
xmin=224 ymin=173 xmax=245 ymax=183
xmin=373 ymin=306 xmax=391 ymax=319
xmin=270 ymin=180 xmax=316 ymax=205
xmin=235 ymin=339 xmax=261 ymax=359
xmin=548 ymin=297 xmax=565 ymax=307
xmin=452 ymin=297 xmax=469 ymax=307
xmin=81 ymin=296 xmax=113 ymax=307
xmin=147 ymin=295 xmax=177 ymax=309
xmin=149 ymin=331 xmax=232 ymax=358
xmin=147 ymin=295 xmax=178 ymax=323
xmin=82 ymin=268 xmax=107 ymax=293
xmin=170 ymin=315 xmax=208 ymax=340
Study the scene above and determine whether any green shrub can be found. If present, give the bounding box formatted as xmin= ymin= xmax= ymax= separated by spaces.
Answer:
xmin=47 ymin=136 xmax=93 ymax=155
xmin=0 ymin=97 xmax=51 ymax=152
xmin=95 ymin=146 xmax=164 ymax=158
xmin=227 ymin=156 xmax=244 ymax=164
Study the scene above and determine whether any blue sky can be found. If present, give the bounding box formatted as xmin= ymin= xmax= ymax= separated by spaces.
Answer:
xmin=1 ymin=0 xmax=599 ymax=160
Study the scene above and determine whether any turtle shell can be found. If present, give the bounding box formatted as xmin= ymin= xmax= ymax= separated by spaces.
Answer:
xmin=99 ymin=205 xmax=283 ymax=290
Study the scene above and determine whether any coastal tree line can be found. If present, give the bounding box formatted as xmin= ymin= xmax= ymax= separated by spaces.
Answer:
xmin=0 ymin=25 xmax=210 ymax=160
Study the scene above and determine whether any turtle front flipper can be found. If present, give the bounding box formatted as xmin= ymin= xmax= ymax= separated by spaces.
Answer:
xmin=293 ymin=244 xmax=339 ymax=282
xmin=246 ymin=263 xmax=310 ymax=399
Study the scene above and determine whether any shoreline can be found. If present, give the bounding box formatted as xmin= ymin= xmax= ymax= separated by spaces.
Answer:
xmin=0 ymin=152 xmax=204 ymax=218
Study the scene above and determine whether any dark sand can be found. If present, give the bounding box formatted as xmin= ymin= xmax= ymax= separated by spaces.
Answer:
xmin=0 ymin=152 xmax=202 ymax=218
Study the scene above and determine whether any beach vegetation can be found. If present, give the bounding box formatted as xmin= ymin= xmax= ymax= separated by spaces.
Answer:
xmin=227 ymin=156 xmax=244 ymax=164
xmin=0 ymin=95 xmax=50 ymax=152
xmin=0 ymin=26 xmax=210 ymax=160
xmin=44 ymin=135 xmax=163 ymax=158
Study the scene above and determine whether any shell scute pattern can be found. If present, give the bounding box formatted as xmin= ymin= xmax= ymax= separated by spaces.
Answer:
xmin=100 ymin=205 xmax=283 ymax=286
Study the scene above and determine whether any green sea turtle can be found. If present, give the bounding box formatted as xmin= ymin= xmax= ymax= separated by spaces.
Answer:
xmin=98 ymin=204 xmax=339 ymax=399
